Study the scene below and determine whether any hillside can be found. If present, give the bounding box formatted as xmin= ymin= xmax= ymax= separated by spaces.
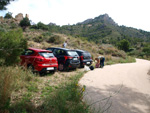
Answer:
xmin=58 ymin=14 xmax=150 ymax=45
xmin=49 ymin=14 xmax=149 ymax=60
xmin=1 ymin=13 xmax=150 ymax=60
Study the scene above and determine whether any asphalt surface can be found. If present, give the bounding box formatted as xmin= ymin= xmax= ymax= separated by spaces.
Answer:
xmin=79 ymin=59 xmax=150 ymax=113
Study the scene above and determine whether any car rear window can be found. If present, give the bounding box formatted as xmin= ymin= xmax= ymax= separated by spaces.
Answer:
xmin=67 ymin=51 xmax=78 ymax=56
xmin=39 ymin=52 xmax=54 ymax=58
xmin=82 ymin=52 xmax=91 ymax=57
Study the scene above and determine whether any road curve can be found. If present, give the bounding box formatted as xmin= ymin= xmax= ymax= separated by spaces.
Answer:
xmin=79 ymin=59 xmax=150 ymax=113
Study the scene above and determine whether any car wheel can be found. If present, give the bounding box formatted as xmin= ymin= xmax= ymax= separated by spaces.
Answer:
xmin=51 ymin=70 xmax=55 ymax=74
xmin=39 ymin=71 xmax=45 ymax=76
xmin=80 ymin=64 xmax=84 ymax=68
xmin=58 ymin=64 xmax=64 ymax=71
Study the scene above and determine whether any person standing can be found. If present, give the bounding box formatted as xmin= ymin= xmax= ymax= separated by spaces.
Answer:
xmin=63 ymin=41 xmax=67 ymax=48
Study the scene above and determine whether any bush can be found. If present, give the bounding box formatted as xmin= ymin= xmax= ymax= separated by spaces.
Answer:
xmin=47 ymin=35 xmax=64 ymax=44
xmin=33 ymin=35 xmax=45 ymax=43
xmin=42 ymin=72 xmax=89 ymax=113
xmin=42 ymin=32 xmax=52 ymax=36
xmin=142 ymin=46 xmax=150 ymax=56
xmin=30 ymin=22 xmax=49 ymax=30
xmin=19 ymin=17 xmax=31 ymax=31
xmin=37 ymin=22 xmax=49 ymax=30
xmin=4 ymin=12 xmax=13 ymax=19
xmin=10 ymin=23 xmax=18 ymax=29
xmin=0 ymin=29 xmax=27 ymax=65
xmin=98 ymin=49 xmax=104 ymax=54
xmin=117 ymin=39 xmax=130 ymax=52
xmin=0 ymin=26 xmax=6 ymax=32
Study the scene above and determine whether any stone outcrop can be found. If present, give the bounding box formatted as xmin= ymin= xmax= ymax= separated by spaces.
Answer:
xmin=0 ymin=16 xmax=4 ymax=23
xmin=0 ymin=13 xmax=29 ymax=24
xmin=25 ymin=14 xmax=29 ymax=18
xmin=15 ymin=13 xmax=23 ymax=23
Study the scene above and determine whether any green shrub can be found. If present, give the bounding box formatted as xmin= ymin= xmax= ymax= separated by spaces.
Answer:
xmin=19 ymin=17 xmax=31 ymax=31
xmin=10 ymin=23 xmax=18 ymax=29
xmin=142 ymin=46 xmax=150 ymax=56
xmin=37 ymin=22 xmax=49 ymax=30
xmin=0 ymin=26 xmax=6 ymax=32
xmin=0 ymin=29 xmax=27 ymax=65
xmin=47 ymin=35 xmax=65 ymax=44
xmin=98 ymin=49 xmax=104 ymax=54
xmin=42 ymin=72 xmax=89 ymax=113
xmin=42 ymin=32 xmax=52 ymax=36
xmin=33 ymin=35 xmax=45 ymax=43
xmin=30 ymin=24 xmax=38 ymax=29
xmin=4 ymin=12 xmax=13 ymax=19
xmin=117 ymin=39 xmax=130 ymax=52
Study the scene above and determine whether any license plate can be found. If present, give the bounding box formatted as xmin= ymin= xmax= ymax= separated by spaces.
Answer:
xmin=46 ymin=67 xmax=54 ymax=70
xmin=73 ymin=58 xmax=77 ymax=60
xmin=86 ymin=62 xmax=90 ymax=64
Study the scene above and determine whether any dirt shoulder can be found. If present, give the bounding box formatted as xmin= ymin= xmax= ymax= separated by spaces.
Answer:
xmin=79 ymin=59 xmax=150 ymax=113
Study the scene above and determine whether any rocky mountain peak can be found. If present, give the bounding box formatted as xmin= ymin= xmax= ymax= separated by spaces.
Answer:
xmin=77 ymin=13 xmax=117 ymax=26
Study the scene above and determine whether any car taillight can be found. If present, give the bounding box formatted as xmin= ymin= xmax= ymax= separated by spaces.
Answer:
xmin=36 ymin=58 xmax=43 ymax=62
xmin=81 ymin=56 xmax=84 ymax=60
xmin=64 ymin=56 xmax=73 ymax=61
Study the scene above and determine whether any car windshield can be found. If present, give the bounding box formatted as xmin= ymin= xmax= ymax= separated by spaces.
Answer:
xmin=67 ymin=51 xmax=78 ymax=56
xmin=39 ymin=52 xmax=54 ymax=58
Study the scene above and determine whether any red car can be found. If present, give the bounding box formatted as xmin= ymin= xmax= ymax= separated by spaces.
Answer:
xmin=20 ymin=48 xmax=58 ymax=74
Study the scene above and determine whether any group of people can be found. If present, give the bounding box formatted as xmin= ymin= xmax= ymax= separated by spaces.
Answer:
xmin=95 ymin=56 xmax=105 ymax=68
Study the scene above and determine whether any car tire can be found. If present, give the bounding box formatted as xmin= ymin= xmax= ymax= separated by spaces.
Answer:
xmin=58 ymin=63 xmax=64 ymax=71
xmin=80 ymin=64 xmax=84 ymax=68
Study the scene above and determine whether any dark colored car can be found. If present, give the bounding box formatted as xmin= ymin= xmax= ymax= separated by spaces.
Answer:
xmin=46 ymin=47 xmax=80 ymax=71
xmin=20 ymin=48 xmax=58 ymax=74
xmin=75 ymin=49 xmax=93 ymax=68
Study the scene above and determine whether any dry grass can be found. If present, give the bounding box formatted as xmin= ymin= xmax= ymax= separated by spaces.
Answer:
xmin=0 ymin=64 xmax=86 ymax=112
xmin=23 ymin=30 xmax=128 ymax=63
xmin=0 ymin=66 xmax=34 ymax=112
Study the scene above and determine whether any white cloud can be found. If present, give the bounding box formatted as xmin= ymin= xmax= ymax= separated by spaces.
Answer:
xmin=1 ymin=0 xmax=150 ymax=31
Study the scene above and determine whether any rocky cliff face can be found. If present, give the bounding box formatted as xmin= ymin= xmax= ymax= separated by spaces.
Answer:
xmin=15 ymin=13 xmax=23 ymax=23
xmin=0 ymin=13 xmax=29 ymax=24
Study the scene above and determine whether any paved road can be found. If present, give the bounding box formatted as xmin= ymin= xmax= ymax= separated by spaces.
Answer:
xmin=79 ymin=59 xmax=150 ymax=113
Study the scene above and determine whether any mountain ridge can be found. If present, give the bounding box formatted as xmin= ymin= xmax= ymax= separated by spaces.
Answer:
xmin=58 ymin=13 xmax=150 ymax=46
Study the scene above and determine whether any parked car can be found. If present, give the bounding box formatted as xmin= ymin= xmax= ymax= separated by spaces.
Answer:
xmin=46 ymin=47 xmax=80 ymax=71
xmin=74 ymin=49 xmax=93 ymax=68
xmin=20 ymin=48 xmax=58 ymax=74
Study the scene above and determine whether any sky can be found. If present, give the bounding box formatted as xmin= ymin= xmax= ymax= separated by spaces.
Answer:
xmin=0 ymin=0 xmax=150 ymax=31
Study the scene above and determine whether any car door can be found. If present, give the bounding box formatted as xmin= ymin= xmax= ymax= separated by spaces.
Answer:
xmin=20 ymin=50 xmax=26 ymax=66
xmin=20 ymin=49 xmax=34 ymax=66
xmin=53 ymin=49 xmax=65 ymax=64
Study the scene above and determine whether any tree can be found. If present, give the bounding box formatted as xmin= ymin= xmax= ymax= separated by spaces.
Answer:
xmin=37 ymin=22 xmax=49 ymax=30
xmin=19 ymin=17 xmax=31 ymax=31
xmin=4 ymin=12 xmax=13 ymax=19
xmin=117 ymin=39 xmax=130 ymax=52
xmin=0 ymin=29 xmax=27 ymax=65
xmin=0 ymin=0 xmax=15 ymax=10
xmin=142 ymin=44 xmax=150 ymax=56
